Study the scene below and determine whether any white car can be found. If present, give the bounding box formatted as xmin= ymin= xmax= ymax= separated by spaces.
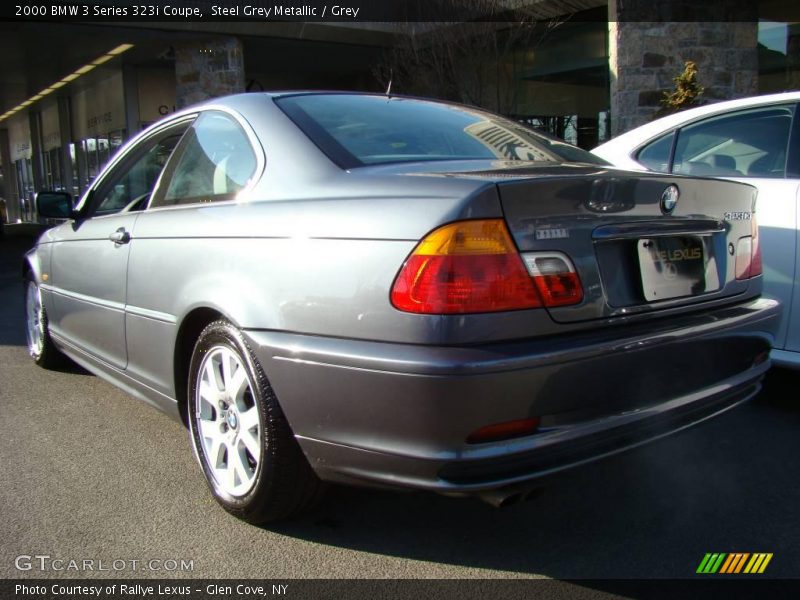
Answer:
xmin=593 ymin=91 xmax=800 ymax=368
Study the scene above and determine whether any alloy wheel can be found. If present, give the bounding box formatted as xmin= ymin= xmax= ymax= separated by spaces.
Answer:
xmin=25 ymin=281 xmax=45 ymax=359
xmin=194 ymin=346 xmax=262 ymax=497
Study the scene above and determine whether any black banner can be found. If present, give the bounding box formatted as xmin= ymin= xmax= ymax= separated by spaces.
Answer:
xmin=3 ymin=579 xmax=800 ymax=600
xmin=2 ymin=0 xmax=799 ymax=23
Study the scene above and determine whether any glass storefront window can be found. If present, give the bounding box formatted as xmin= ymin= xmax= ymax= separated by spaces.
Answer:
xmin=511 ymin=15 xmax=609 ymax=150
xmin=42 ymin=148 xmax=63 ymax=191
xmin=758 ymin=21 xmax=800 ymax=93
xmin=15 ymin=158 xmax=35 ymax=222
xmin=97 ymin=137 xmax=110 ymax=167
xmin=74 ymin=130 xmax=127 ymax=195
xmin=109 ymin=130 xmax=125 ymax=155
xmin=85 ymin=138 xmax=98 ymax=183
xmin=69 ymin=143 xmax=79 ymax=198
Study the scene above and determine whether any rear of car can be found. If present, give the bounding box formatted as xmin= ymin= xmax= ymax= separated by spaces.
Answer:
xmin=239 ymin=94 xmax=779 ymax=503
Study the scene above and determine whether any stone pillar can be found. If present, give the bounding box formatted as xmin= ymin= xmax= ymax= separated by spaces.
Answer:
xmin=175 ymin=38 xmax=245 ymax=109
xmin=608 ymin=0 xmax=758 ymax=136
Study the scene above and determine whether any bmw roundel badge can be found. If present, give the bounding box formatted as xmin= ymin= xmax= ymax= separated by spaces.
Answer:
xmin=660 ymin=184 xmax=679 ymax=215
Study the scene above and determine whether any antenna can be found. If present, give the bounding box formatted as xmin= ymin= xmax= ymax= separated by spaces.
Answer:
xmin=385 ymin=69 xmax=393 ymax=97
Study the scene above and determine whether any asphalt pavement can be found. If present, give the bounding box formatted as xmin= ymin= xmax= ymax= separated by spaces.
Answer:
xmin=1 ymin=231 xmax=799 ymax=582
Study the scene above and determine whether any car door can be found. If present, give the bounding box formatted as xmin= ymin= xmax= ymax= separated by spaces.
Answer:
xmin=781 ymin=115 xmax=800 ymax=355
xmin=122 ymin=110 xmax=260 ymax=397
xmin=636 ymin=103 xmax=800 ymax=352
xmin=47 ymin=119 xmax=191 ymax=369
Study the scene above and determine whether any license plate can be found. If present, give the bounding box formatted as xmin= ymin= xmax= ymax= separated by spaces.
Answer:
xmin=637 ymin=236 xmax=717 ymax=302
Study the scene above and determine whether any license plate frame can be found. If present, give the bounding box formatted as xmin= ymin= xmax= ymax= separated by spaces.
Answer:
xmin=637 ymin=236 xmax=716 ymax=302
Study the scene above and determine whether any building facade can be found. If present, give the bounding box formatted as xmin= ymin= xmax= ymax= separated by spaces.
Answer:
xmin=0 ymin=0 xmax=797 ymax=224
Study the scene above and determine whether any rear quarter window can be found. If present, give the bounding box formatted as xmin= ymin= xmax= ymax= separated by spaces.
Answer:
xmin=152 ymin=111 xmax=257 ymax=207
xmin=636 ymin=132 xmax=674 ymax=172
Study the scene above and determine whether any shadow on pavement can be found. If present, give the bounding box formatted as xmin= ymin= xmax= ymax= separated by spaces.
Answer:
xmin=759 ymin=367 xmax=800 ymax=409
xmin=267 ymin=375 xmax=800 ymax=579
xmin=0 ymin=234 xmax=35 ymax=347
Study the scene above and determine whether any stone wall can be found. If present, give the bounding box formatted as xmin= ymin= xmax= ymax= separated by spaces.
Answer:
xmin=608 ymin=0 xmax=758 ymax=136
xmin=175 ymin=38 xmax=245 ymax=109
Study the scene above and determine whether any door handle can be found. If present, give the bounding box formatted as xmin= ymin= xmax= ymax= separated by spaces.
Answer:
xmin=109 ymin=227 xmax=131 ymax=244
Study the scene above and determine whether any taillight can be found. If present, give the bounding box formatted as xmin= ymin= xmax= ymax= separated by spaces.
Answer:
xmin=390 ymin=220 xmax=542 ymax=314
xmin=735 ymin=215 xmax=762 ymax=280
xmin=391 ymin=219 xmax=584 ymax=314
xmin=521 ymin=252 xmax=584 ymax=307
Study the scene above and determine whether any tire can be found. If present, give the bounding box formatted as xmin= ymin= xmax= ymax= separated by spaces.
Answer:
xmin=24 ymin=276 xmax=65 ymax=369
xmin=188 ymin=319 xmax=324 ymax=523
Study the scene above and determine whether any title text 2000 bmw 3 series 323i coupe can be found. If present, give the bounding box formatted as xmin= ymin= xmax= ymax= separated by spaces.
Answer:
xmin=25 ymin=93 xmax=779 ymax=523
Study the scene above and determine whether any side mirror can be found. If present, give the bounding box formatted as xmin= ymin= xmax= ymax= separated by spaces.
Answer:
xmin=36 ymin=191 xmax=75 ymax=219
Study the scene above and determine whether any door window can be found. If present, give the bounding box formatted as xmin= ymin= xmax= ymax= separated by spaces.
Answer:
xmin=672 ymin=106 xmax=795 ymax=178
xmin=89 ymin=123 xmax=190 ymax=217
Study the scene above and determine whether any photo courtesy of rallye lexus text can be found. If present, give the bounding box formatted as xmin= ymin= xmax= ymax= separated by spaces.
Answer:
xmin=24 ymin=91 xmax=779 ymax=524
xmin=15 ymin=584 xmax=196 ymax=597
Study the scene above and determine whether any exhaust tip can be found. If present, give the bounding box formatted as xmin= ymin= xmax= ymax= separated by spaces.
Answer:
xmin=522 ymin=488 xmax=542 ymax=503
xmin=498 ymin=493 xmax=523 ymax=508
xmin=478 ymin=486 xmax=542 ymax=508
xmin=478 ymin=490 xmax=523 ymax=508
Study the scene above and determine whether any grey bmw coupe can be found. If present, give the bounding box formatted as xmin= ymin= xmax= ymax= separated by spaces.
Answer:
xmin=26 ymin=92 xmax=779 ymax=523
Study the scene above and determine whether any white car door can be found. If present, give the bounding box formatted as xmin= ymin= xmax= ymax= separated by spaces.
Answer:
xmin=783 ymin=182 xmax=800 ymax=357
xmin=728 ymin=177 xmax=800 ymax=353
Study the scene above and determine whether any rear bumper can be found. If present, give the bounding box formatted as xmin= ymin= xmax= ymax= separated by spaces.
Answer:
xmin=243 ymin=297 xmax=779 ymax=494
xmin=770 ymin=349 xmax=800 ymax=370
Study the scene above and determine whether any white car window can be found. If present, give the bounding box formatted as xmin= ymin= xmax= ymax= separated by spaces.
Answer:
xmin=636 ymin=132 xmax=674 ymax=172
xmin=672 ymin=106 xmax=794 ymax=178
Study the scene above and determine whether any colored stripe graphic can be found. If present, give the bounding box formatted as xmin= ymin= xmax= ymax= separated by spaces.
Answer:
xmin=718 ymin=554 xmax=736 ymax=574
xmin=697 ymin=553 xmax=727 ymax=574
xmin=698 ymin=553 xmax=773 ymax=574
xmin=734 ymin=553 xmax=750 ymax=573
xmin=721 ymin=553 xmax=749 ymax=574
xmin=696 ymin=554 xmax=713 ymax=573
xmin=744 ymin=553 xmax=773 ymax=574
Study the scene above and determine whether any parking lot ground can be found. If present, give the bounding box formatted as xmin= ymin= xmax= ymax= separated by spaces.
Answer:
xmin=1 ymin=232 xmax=799 ymax=581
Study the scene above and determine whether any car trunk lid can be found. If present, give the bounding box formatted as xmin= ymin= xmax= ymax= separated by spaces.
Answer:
xmin=491 ymin=167 xmax=758 ymax=323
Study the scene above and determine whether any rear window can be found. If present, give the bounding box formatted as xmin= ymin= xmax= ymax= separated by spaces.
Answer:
xmin=275 ymin=94 xmax=607 ymax=168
